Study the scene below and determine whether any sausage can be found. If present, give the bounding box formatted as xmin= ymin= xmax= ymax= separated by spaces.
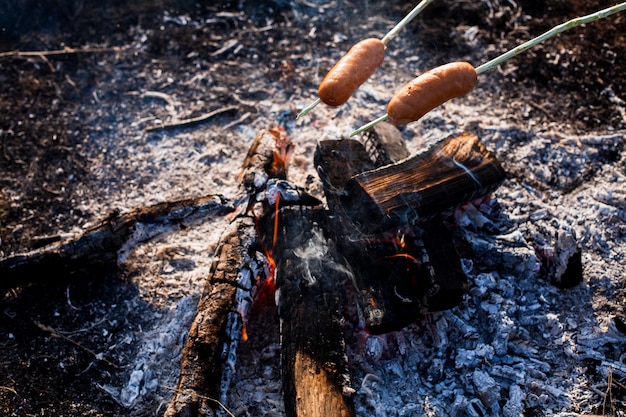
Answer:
xmin=318 ymin=38 xmax=385 ymax=106
xmin=386 ymin=62 xmax=477 ymax=125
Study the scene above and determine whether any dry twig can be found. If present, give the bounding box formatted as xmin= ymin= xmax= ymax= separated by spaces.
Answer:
xmin=33 ymin=321 xmax=118 ymax=368
xmin=0 ymin=45 xmax=128 ymax=58
xmin=144 ymin=106 xmax=238 ymax=132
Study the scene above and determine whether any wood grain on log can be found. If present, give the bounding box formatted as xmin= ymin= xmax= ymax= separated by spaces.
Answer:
xmin=272 ymin=208 xmax=355 ymax=417
xmin=345 ymin=132 xmax=506 ymax=231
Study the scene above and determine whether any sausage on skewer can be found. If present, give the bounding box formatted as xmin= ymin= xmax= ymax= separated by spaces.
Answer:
xmin=386 ymin=61 xmax=477 ymax=125
xmin=318 ymin=38 xmax=386 ymax=106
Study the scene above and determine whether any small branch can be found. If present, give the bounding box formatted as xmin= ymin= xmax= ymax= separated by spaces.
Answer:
xmin=0 ymin=45 xmax=128 ymax=59
xmin=475 ymin=2 xmax=626 ymax=74
xmin=0 ymin=386 xmax=17 ymax=395
xmin=380 ymin=0 xmax=436 ymax=46
xmin=33 ymin=321 xmax=119 ymax=368
xmin=144 ymin=105 xmax=238 ymax=132
xmin=0 ymin=194 xmax=234 ymax=291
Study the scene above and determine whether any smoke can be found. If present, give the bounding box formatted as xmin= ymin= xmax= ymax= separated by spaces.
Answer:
xmin=293 ymin=228 xmax=353 ymax=287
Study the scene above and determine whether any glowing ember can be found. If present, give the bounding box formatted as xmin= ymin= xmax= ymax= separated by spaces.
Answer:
xmin=269 ymin=125 xmax=294 ymax=176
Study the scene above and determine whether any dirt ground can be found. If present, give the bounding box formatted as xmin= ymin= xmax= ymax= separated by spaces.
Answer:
xmin=1 ymin=0 xmax=626 ymax=416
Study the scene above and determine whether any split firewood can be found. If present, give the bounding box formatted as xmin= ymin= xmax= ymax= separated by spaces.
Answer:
xmin=270 ymin=208 xmax=355 ymax=417
xmin=344 ymin=131 xmax=506 ymax=232
xmin=0 ymin=195 xmax=233 ymax=291
xmin=315 ymin=126 xmax=502 ymax=333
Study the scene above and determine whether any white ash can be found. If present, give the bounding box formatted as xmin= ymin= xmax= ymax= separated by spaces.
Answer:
xmin=102 ymin=295 xmax=198 ymax=409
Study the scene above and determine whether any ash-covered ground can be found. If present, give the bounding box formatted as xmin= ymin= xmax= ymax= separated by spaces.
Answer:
xmin=1 ymin=0 xmax=626 ymax=416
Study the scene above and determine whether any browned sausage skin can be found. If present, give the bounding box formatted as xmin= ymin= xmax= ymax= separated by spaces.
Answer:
xmin=387 ymin=62 xmax=477 ymax=125
xmin=318 ymin=38 xmax=385 ymax=106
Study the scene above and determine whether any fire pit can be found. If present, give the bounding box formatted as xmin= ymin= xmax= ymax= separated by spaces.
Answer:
xmin=1 ymin=1 xmax=626 ymax=416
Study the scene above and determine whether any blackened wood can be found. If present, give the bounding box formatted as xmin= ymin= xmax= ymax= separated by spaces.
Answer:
xmin=315 ymin=138 xmax=375 ymax=191
xmin=165 ymin=128 xmax=285 ymax=417
xmin=344 ymin=132 xmax=506 ymax=231
xmin=315 ymin=133 xmax=421 ymax=333
xmin=361 ymin=121 xmax=411 ymax=166
xmin=0 ymin=195 xmax=233 ymax=291
xmin=272 ymin=208 xmax=355 ymax=417
xmin=164 ymin=215 xmax=264 ymax=417
xmin=315 ymin=127 xmax=478 ymax=333
xmin=418 ymin=215 xmax=468 ymax=311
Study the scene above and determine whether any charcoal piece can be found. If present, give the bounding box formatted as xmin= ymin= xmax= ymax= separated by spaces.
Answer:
xmin=551 ymin=248 xmax=583 ymax=289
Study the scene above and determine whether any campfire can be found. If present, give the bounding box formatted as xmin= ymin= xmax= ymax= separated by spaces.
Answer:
xmin=2 ymin=1 xmax=626 ymax=416
xmin=0 ymin=122 xmax=516 ymax=416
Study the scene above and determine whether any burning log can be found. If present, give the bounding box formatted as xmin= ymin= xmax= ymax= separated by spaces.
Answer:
xmin=344 ymin=131 xmax=506 ymax=231
xmin=271 ymin=208 xmax=355 ymax=417
xmin=163 ymin=214 xmax=265 ymax=417
xmin=0 ymin=195 xmax=233 ymax=291
xmin=315 ymin=127 xmax=505 ymax=333
xmin=164 ymin=129 xmax=283 ymax=417
xmin=165 ymin=128 xmax=327 ymax=417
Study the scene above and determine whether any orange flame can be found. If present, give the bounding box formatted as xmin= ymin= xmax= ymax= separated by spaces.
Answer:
xmin=385 ymin=253 xmax=419 ymax=264
xmin=272 ymin=192 xmax=281 ymax=250
xmin=241 ymin=321 xmax=249 ymax=342
xmin=269 ymin=125 xmax=294 ymax=177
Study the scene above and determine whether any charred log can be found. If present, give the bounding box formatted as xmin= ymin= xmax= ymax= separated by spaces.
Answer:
xmin=0 ymin=195 xmax=233 ymax=291
xmin=345 ymin=132 xmax=507 ymax=232
xmin=163 ymin=214 xmax=265 ymax=417
xmin=315 ymin=127 xmax=494 ymax=333
xmin=272 ymin=208 xmax=355 ymax=417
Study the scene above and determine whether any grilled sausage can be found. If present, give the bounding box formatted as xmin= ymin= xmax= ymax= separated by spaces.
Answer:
xmin=318 ymin=38 xmax=385 ymax=106
xmin=387 ymin=62 xmax=477 ymax=125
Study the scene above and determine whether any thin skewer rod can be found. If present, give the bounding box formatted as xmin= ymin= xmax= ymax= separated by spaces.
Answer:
xmin=296 ymin=98 xmax=321 ymax=120
xmin=381 ymin=0 xmax=436 ymax=46
xmin=350 ymin=114 xmax=389 ymax=137
xmin=475 ymin=1 xmax=626 ymax=74
xmin=351 ymin=1 xmax=626 ymax=136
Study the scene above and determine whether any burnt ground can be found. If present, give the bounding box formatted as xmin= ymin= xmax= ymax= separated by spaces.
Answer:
xmin=0 ymin=0 xmax=625 ymax=416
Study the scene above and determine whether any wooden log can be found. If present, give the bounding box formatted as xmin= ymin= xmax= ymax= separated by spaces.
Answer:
xmin=314 ymin=127 xmax=491 ymax=333
xmin=272 ymin=208 xmax=355 ymax=417
xmin=163 ymin=214 xmax=265 ymax=417
xmin=165 ymin=128 xmax=322 ymax=417
xmin=164 ymin=129 xmax=285 ymax=417
xmin=0 ymin=195 xmax=234 ymax=291
xmin=344 ymin=132 xmax=507 ymax=231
